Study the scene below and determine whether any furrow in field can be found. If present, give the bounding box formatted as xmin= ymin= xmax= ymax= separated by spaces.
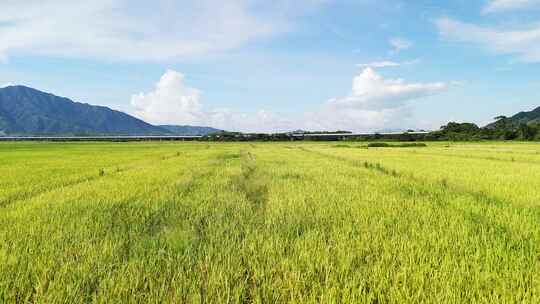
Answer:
xmin=0 ymin=149 xmax=236 ymax=302
xmin=233 ymin=151 xmax=269 ymax=213
xmin=326 ymin=144 xmax=540 ymax=165
xmin=301 ymin=147 xmax=507 ymax=202
xmin=296 ymin=146 xmax=540 ymax=262
xmin=3 ymin=142 xmax=540 ymax=302
xmin=249 ymin=146 xmax=540 ymax=302
xmin=437 ymin=144 xmax=540 ymax=156
xmin=295 ymin=147 xmax=540 ymax=230
xmin=0 ymin=152 xmax=187 ymax=208
xmin=319 ymin=145 xmax=540 ymax=208
xmin=389 ymin=149 xmax=540 ymax=165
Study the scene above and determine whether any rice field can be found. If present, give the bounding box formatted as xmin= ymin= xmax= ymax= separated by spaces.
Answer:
xmin=2 ymin=141 xmax=540 ymax=303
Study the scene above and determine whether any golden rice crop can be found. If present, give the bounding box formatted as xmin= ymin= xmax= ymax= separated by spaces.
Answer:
xmin=1 ymin=141 xmax=539 ymax=303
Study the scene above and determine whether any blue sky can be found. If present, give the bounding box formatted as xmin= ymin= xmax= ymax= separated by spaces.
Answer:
xmin=1 ymin=0 xmax=540 ymax=132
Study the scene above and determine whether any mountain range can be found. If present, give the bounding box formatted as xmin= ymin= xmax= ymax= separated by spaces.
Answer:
xmin=2 ymin=85 xmax=540 ymax=136
xmin=0 ymin=86 xmax=222 ymax=136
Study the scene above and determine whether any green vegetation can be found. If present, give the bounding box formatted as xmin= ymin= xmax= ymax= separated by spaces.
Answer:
xmin=2 ymin=141 xmax=540 ymax=302
xmin=367 ymin=142 xmax=427 ymax=148
xmin=202 ymin=107 xmax=540 ymax=142
xmin=424 ymin=108 xmax=540 ymax=141
xmin=424 ymin=120 xmax=540 ymax=141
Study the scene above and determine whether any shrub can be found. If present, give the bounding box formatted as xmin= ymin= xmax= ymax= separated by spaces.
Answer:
xmin=368 ymin=142 xmax=390 ymax=148
xmin=367 ymin=142 xmax=427 ymax=148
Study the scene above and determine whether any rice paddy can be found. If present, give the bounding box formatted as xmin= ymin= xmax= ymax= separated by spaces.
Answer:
xmin=2 ymin=141 xmax=540 ymax=303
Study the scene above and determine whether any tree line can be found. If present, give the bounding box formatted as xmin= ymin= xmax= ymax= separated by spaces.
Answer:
xmin=201 ymin=116 xmax=540 ymax=142
xmin=428 ymin=116 xmax=540 ymax=141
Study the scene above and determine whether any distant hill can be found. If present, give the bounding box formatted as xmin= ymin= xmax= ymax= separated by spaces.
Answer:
xmin=158 ymin=125 xmax=223 ymax=136
xmin=506 ymin=106 xmax=540 ymax=125
xmin=0 ymin=86 xmax=166 ymax=135
xmin=0 ymin=86 xmax=221 ymax=136
xmin=486 ymin=106 xmax=540 ymax=129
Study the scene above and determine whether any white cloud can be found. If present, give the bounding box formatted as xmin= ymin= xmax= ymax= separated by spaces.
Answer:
xmin=436 ymin=17 xmax=540 ymax=62
xmin=389 ymin=37 xmax=413 ymax=53
xmin=483 ymin=0 xmax=540 ymax=13
xmin=311 ymin=67 xmax=448 ymax=131
xmin=130 ymin=70 xmax=295 ymax=132
xmin=0 ymin=0 xmax=323 ymax=62
xmin=131 ymin=71 xmax=204 ymax=125
xmin=1 ymin=83 xmax=14 ymax=88
xmin=356 ymin=59 xmax=420 ymax=68
xmin=328 ymin=68 xmax=447 ymax=110
xmin=131 ymin=68 xmax=448 ymax=133
xmin=315 ymin=75 xmax=451 ymax=132
xmin=303 ymin=105 xmax=413 ymax=132
xmin=206 ymin=109 xmax=296 ymax=133
xmin=357 ymin=61 xmax=401 ymax=68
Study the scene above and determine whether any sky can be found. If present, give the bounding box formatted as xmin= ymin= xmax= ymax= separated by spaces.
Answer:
xmin=2 ymin=0 xmax=540 ymax=132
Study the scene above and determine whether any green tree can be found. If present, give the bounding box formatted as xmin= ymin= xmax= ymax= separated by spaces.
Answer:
xmin=518 ymin=123 xmax=538 ymax=141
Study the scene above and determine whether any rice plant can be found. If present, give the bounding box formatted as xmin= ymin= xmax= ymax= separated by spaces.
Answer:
xmin=1 ymin=141 xmax=540 ymax=303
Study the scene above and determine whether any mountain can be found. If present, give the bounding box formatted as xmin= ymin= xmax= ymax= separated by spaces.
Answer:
xmin=486 ymin=106 xmax=540 ymax=129
xmin=158 ymin=125 xmax=223 ymax=136
xmin=0 ymin=86 xmax=222 ymax=136
xmin=505 ymin=106 xmax=540 ymax=125
xmin=0 ymin=85 xmax=168 ymax=135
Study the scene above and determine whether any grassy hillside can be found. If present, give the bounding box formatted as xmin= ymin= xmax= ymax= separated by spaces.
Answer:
xmin=2 ymin=142 xmax=540 ymax=302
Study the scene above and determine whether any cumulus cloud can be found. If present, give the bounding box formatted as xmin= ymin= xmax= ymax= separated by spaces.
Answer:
xmin=389 ymin=37 xmax=413 ymax=53
xmin=309 ymin=67 xmax=448 ymax=131
xmin=1 ymin=83 xmax=14 ymax=88
xmin=437 ymin=17 xmax=540 ymax=62
xmin=131 ymin=71 xmax=203 ymax=125
xmin=0 ymin=0 xmax=324 ymax=62
xmin=130 ymin=70 xmax=296 ymax=132
xmin=328 ymin=68 xmax=447 ymax=110
xmin=483 ymin=0 xmax=540 ymax=13
xmin=131 ymin=69 xmax=448 ymax=132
